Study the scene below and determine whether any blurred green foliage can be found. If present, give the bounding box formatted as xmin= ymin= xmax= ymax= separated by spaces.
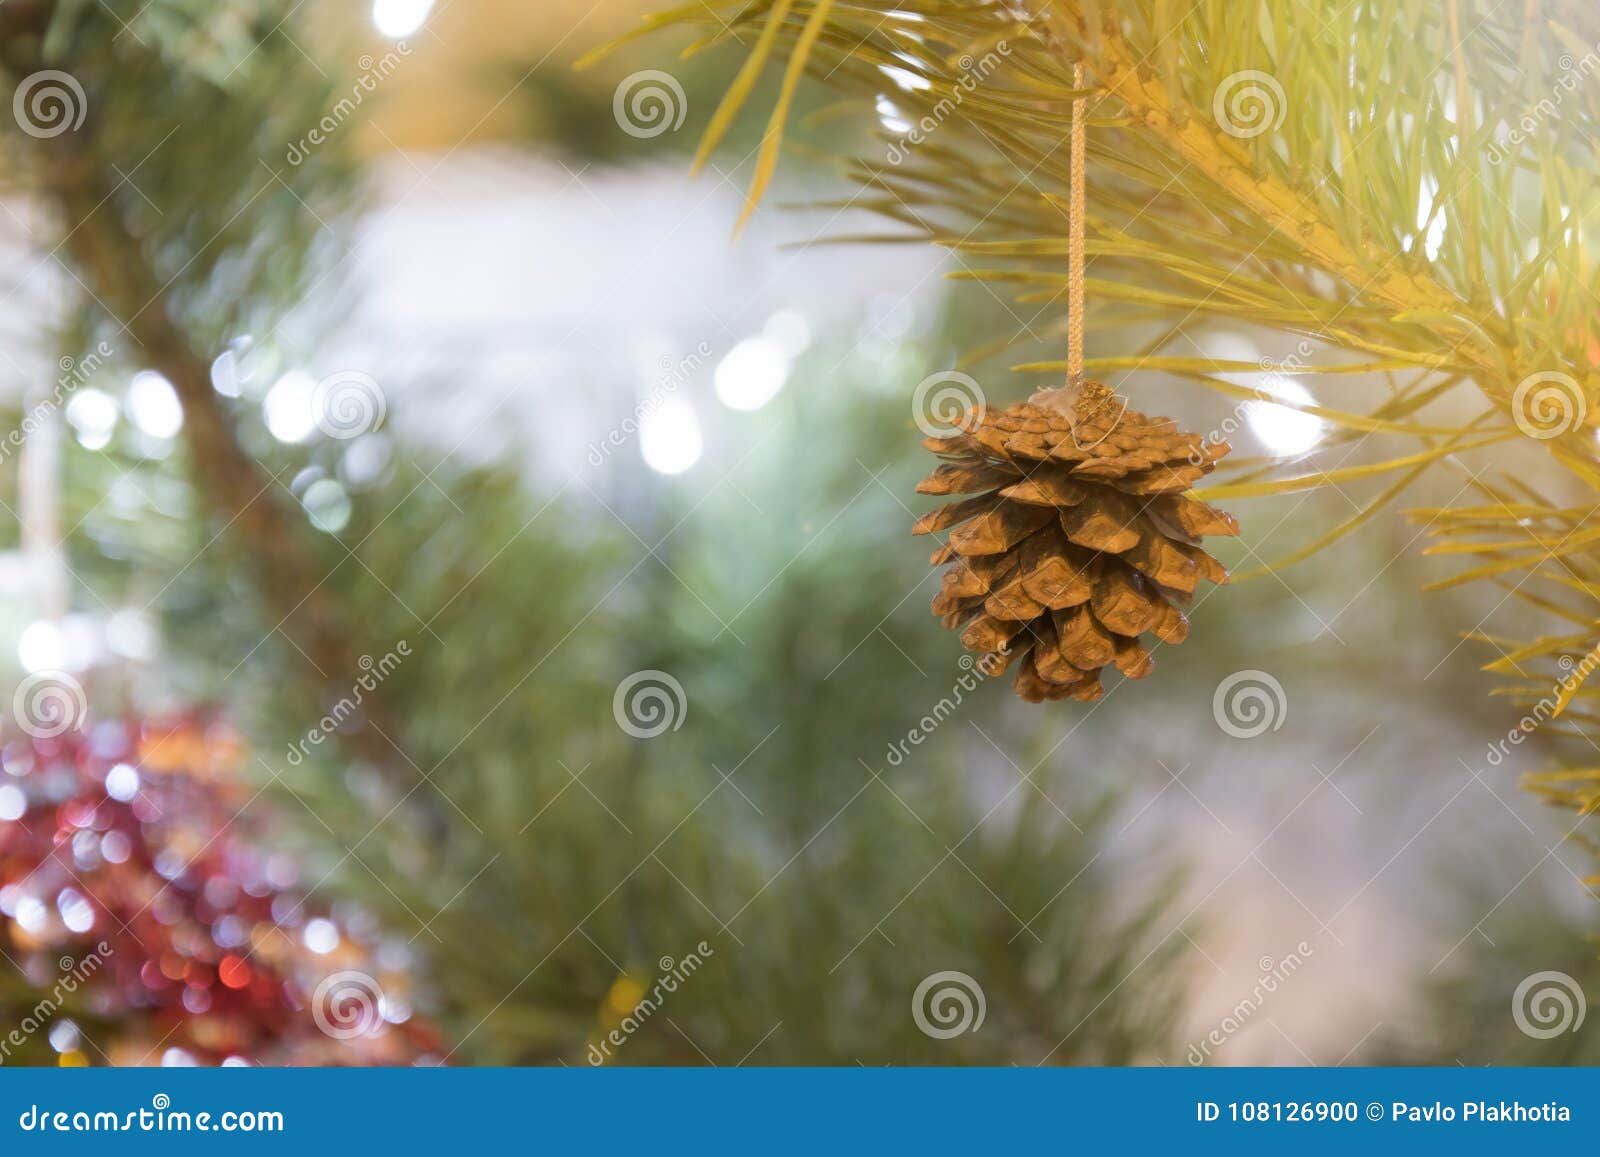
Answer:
xmin=6 ymin=0 xmax=1600 ymax=1070
xmin=143 ymin=347 xmax=1194 ymax=1064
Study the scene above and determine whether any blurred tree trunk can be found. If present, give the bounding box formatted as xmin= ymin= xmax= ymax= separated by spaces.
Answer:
xmin=0 ymin=3 xmax=420 ymax=798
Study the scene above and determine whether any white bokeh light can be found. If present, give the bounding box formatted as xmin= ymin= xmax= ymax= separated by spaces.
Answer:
xmin=48 ymin=1021 xmax=80 ymax=1053
xmin=372 ymin=0 xmax=433 ymax=37
xmin=879 ymin=64 xmax=931 ymax=93
xmin=876 ymin=95 xmax=912 ymax=134
xmin=57 ymin=888 xmax=94 ymax=933
xmin=65 ymin=388 xmax=118 ymax=450
xmin=0 ymin=785 xmax=24 ymax=822
xmin=263 ymin=372 xmax=318 ymax=443
xmin=714 ymin=337 xmax=789 ymax=412
xmin=1245 ymin=375 xmax=1325 ymax=456
xmin=763 ymin=310 xmax=812 ymax=358
xmin=14 ymin=896 xmax=46 ymax=933
xmin=17 ymin=620 xmax=66 ymax=673
xmin=302 ymin=479 xmax=353 ymax=534
xmin=127 ymin=371 xmax=183 ymax=438
xmin=303 ymin=917 xmax=340 ymax=954
xmin=211 ymin=348 xmax=243 ymax=397
xmin=1410 ymin=177 xmax=1448 ymax=262
xmin=639 ymin=396 xmax=703 ymax=475
xmin=105 ymin=763 xmax=141 ymax=803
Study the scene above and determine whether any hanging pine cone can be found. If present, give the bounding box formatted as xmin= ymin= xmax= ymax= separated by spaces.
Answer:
xmin=913 ymin=382 xmax=1239 ymax=703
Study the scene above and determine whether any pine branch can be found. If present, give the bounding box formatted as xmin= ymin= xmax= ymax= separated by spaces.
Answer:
xmin=625 ymin=0 xmax=1600 ymax=850
xmin=1074 ymin=18 xmax=1512 ymax=380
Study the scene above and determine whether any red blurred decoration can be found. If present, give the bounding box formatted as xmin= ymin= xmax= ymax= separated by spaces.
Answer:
xmin=0 ymin=714 xmax=443 ymax=1066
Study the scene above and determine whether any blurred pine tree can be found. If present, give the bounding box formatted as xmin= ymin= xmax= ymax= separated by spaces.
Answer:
xmin=0 ymin=0 xmax=1197 ymax=1064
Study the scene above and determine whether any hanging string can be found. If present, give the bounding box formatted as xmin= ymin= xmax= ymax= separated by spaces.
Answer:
xmin=1067 ymin=60 xmax=1086 ymax=395
xmin=1029 ymin=57 xmax=1104 ymax=427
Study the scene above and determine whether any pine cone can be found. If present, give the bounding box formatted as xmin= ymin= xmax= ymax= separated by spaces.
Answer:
xmin=913 ymin=382 xmax=1239 ymax=702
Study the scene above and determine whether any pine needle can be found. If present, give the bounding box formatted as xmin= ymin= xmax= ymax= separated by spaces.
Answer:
xmin=737 ymin=0 xmax=836 ymax=232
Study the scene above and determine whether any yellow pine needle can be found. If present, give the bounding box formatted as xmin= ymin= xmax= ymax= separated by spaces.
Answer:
xmin=691 ymin=0 xmax=795 ymax=177
xmin=736 ymin=0 xmax=836 ymax=233
xmin=1200 ymin=432 xmax=1514 ymax=499
xmin=1228 ymin=461 xmax=1430 ymax=581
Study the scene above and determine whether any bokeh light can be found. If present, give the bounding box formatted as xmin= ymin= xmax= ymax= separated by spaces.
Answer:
xmin=126 ymin=371 xmax=183 ymax=438
xmin=264 ymin=372 xmax=318 ymax=443
xmin=1244 ymin=375 xmax=1325 ymax=456
xmin=372 ymin=0 xmax=433 ymax=38
xmin=639 ymin=396 xmax=703 ymax=475
xmin=714 ymin=337 xmax=788 ymax=412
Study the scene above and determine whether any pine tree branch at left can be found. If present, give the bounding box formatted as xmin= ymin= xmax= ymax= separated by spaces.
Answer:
xmin=0 ymin=5 xmax=429 ymax=806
